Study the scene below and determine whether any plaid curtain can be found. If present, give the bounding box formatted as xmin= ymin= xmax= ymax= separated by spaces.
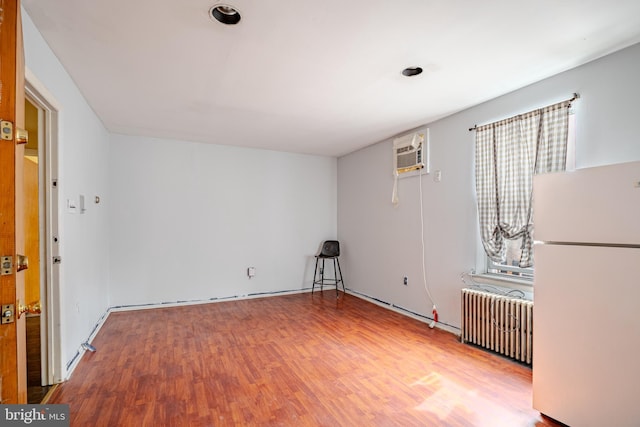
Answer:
xmin=475 ymin=101 xmax=570 ymax=267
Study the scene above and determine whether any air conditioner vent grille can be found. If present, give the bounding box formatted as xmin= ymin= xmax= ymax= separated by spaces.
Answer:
xmin=397 ymin=150 xmax=421 ymax=170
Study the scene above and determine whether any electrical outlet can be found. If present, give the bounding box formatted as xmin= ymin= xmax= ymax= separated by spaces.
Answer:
xmin=247 ymin=267 xmax=256 ymax=278
xmin=403 ymin=276 xmax=408 ymax=285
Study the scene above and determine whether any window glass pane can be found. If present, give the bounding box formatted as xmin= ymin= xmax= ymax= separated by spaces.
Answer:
xmin=487 ymin=237 xmax=534 ymax=279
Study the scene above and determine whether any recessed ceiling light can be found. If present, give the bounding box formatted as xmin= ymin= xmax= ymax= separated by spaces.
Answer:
xmin=402 ymin=67 xmax=423 ymax=77
xmin=210 ymin=4 xmax=241 ymax=25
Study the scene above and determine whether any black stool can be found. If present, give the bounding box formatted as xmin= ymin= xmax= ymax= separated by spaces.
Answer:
xmin=312 ymin=240 xmax=345 ymax=297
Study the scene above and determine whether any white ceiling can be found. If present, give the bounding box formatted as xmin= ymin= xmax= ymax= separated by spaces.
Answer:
xmin=23 ymin=0 xmax=640 ymax=157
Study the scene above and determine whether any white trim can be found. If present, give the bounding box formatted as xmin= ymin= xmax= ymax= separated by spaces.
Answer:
xmin=64 ymin=309 xmax=111 ymax=379
xmin=24 ymin=68 xmax=63 ymax=111
xmin=64 ymin=287 xmax=463 ymax=379
xmin=64 ymin=288 xmax=312 ymax=377
xmin=24 ymin=67 xmax=64 ymax=384
xmin=345 ymin=289 xmax=460 ymax=335
xmin=109 ymin=288 xmax=311 ymax=313
xmin=470 ymin=273 xmax=534 ymax=297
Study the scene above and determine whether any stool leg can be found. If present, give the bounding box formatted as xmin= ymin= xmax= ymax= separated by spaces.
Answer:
xmin=336 ymin=258 xmax=345 ymax=293
xmin=320 ymin=259 xmax=325 ymax=292
xmin=312 ymin=257 xmax=319 ymax=294
xmin=333 ymin=258 xmax=339 ymax=298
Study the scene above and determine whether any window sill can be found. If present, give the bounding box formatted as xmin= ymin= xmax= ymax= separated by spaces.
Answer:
xmin=470 ymin=273 xmax=533 ymax=297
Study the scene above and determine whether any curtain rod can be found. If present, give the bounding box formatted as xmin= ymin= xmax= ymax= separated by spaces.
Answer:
xmin=468 ymin=93 xmax=580 ymax=132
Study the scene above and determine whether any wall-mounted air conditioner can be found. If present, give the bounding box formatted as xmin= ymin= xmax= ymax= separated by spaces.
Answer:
xmin=393 ymin=131 xmax=427 ymax=175
xmin=391 ymin=129 xmax=429 ymax=205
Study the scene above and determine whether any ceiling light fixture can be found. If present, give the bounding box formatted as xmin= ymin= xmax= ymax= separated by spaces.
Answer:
xmin=402 ymin=67 xmax=423 ymax=77
xmin=210 ymin=4 xmax=241 ymax=25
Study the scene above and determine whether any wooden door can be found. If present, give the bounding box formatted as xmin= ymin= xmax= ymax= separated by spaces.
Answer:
xmin=0 ymin=0 xmax=27 ymax=404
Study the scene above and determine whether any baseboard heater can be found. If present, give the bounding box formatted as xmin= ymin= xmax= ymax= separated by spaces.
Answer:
xmin=461 ymin=288 xmax=533 ymax=365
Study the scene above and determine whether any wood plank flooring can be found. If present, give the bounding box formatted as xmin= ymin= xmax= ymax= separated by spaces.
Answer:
xmin=49 ymin=291 xmax=563 ymax=426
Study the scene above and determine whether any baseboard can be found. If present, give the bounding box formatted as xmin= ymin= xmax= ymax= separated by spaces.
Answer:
xmin=109 ymin=288 xmax=312 ymax=313
xmin=65 ymin=308 xmax=111 ymax=379
xmin=65 ymin=286 xmax=460 ymax=380
xmin=65 ymin=287 xmax=314 ymax=377
xmin=345 ymin=289 xmax=461 ymax=336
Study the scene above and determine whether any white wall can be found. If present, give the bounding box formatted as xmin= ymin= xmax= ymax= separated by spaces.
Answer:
xmin=23 ymin=5 xmax=336 ymax=372
xmin=108 ymin=134 xmax=336 ymax=306
xmin=23 ymin=0 xmax=640 ymax=363
xmin=23 ymin=10 xmax=111 ymax=373
xmin=338 ymin=42 xmax=640 ymax=329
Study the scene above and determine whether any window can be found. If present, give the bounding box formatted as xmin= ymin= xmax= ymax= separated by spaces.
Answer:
xmin=484 ymin=112 xmax=575 ymax=280
xmin=475 ymin=98 xmax=576 ymax=281
xmin=486 ymin=237 xmax=534 ymax=279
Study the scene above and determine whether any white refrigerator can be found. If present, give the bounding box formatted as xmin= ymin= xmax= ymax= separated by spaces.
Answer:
xmin=532 ymin=160 xmax=640 ymax=427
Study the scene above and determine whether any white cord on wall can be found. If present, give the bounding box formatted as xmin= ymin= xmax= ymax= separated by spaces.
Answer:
xmin=392 ymin=170 xmax=399 ymax=206
xmin=419 ymin=159 xmax=438 ymax=328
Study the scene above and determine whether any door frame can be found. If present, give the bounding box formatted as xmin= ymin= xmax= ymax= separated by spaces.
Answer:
xmin=24 ymin=68 xmax=63 ymax=385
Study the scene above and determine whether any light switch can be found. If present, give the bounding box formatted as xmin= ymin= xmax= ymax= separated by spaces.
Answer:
xmin=67 ymin=199 xmax=77 ymax=214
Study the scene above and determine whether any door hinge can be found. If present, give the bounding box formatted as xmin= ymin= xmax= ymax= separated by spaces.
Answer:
xmin=1 ymin=120 xmax=13 ymax=140
xmin=52 ymin=179 xmax=58 ymax=188
xmin=53 ymin=256 xmax=62 ymax=265
xmin=1 ymin=256 xmax=13 ymax=275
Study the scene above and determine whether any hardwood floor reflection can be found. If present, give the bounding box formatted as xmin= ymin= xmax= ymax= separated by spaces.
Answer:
xmin=49 ymin=291 xmax=563 ymax=426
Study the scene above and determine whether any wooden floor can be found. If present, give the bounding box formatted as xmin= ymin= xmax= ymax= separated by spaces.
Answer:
xmin=49 ymin=291 xmax=563 ymax=426
xmin=26 ymin=314 xmax=54 ymax=403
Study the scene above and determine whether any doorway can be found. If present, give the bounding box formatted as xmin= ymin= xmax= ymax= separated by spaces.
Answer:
xmin=24 ymin=72 xmax=62 ymax=402
xmin=24 ymin=97 xmax=46 ymax=402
